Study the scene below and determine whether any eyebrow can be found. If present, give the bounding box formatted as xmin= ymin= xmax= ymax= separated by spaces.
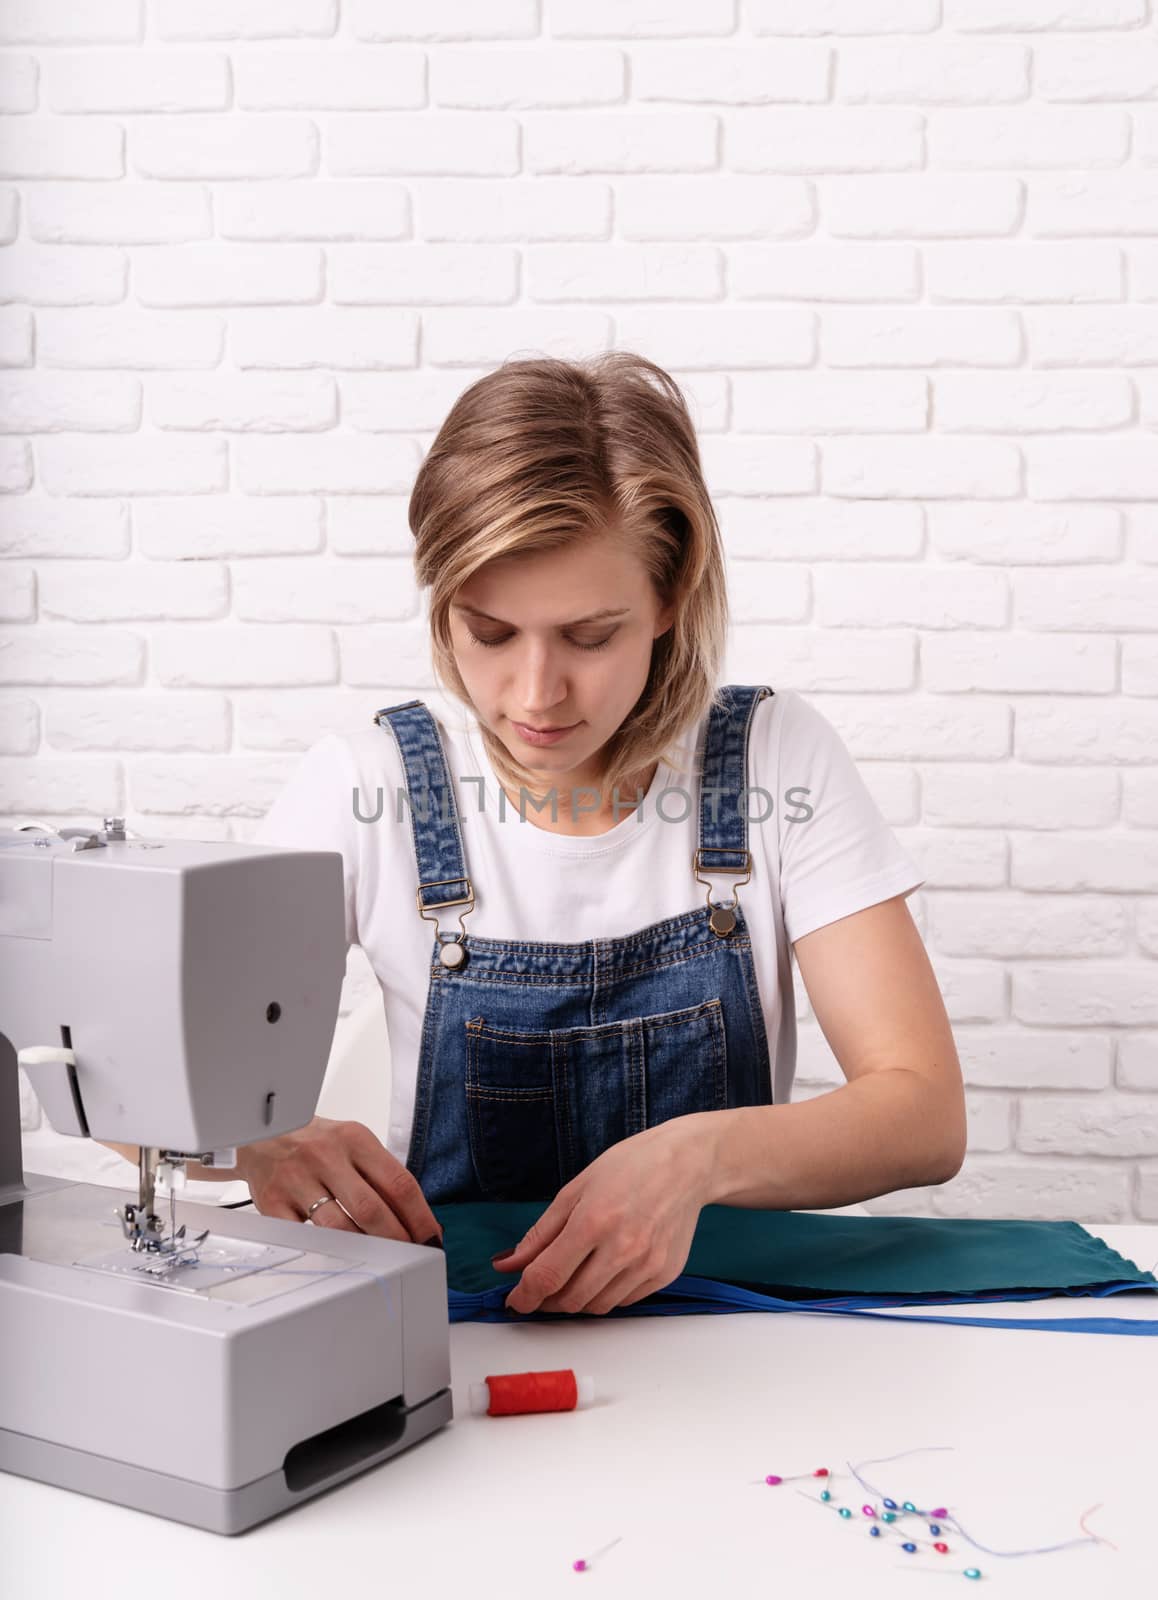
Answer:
xmin=453 ymin=604 xmax=631 ymax=627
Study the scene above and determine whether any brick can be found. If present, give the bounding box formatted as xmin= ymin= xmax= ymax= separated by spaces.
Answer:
xmin=930 ymin=1160 xmax=1130 ymax=1221
xmin=136 ymin=497 xmax=322 ymax=558
xmin=1017 ymin=569 xmax=1158 ymax=630
xmin=928 ymin=504 xmax=1121 ymax=565
xmin=1029 ymin=174 xmax=1158 ymax=237
xmin=1119 ymin=1036 xmax=1158 ymax=1091
xmin=0 ymin=626 xmax=141 ymax=685
xmin=0 ymin=566 xmax=35 ymax=620
xmin=231 ymin=308 xmax=417 ymax=369
xmin=0 ymin=439 xmax=32 ymax=491
xmin=129 ymin=756 xmax=296 ymax=818
xmin=131 ymin=117 xmax=317 ymax=180
xmin=816 ymin=562 xmax=1008 ymax=626
xmin=327 ymin=113 xmax=518 ymax=177
xmin=235 ymin=49 xmax=423 ymax=109
xmin=964 ymin=1093 xmax=1012 ymax=1153
xmin=722 ymin=561 xmax=807 ymax=623
xmin=0 ymin=242 xmax=127 ymax=306
xmin=218 ymin=181 xmax=408 ymax=241
xmin=351 ymin=0 xmax=537 ymax=40
xmin=1035 ymin=40 xmax=1158 ymax=102
xmin=0 ymin=56 xmax=37 ymax=113
xmin=136 ymin=244 xmax=322 ymax=308
xmin=727 ymin=627 xmax=915 ymax=691
xmin=45 ymin=692 xmax=229 ymax=752
xmin=924 ymin=633 xmax=1115 ymax=694
xmin=42 ymin=51 xmax=228 ymax=112
xmin=236 ymin=435 xmax=419 ymax=495
xmin=824 ymin=438 xmax=1020 ymax=500
xmin=946 ymin=0 xmax=1146 ymax=28
xmin=39 ymin=436 xmax=226 ymax=496
xmin=339 ymin=624 xmax=440 ymax=687
xmin=824 ymin=308 xmax=1022 ymax=367
xmin=0 ymin=118 xmax=123 ymax=179
xmin=633 ymin=43 xmax=827 ymax=103
xmin=26 ymin=181 xmax=211 ymax=243
xmin=1015 ymin=966 xmax=1158 ymax=1027
xmin=0 ymin=498 xmax=128 ymax=558
xmin=730 ymin=108 xmax=921 ymax=172
xmin=1026 ymin=441 xmax=1158 ymax=502
xmin=1123 ymin=772 xmax=1158 ymax=827
xmin=422 ymin=307 xmax=612 ymax=365
xmin=154 ymin=0 xmax=336 ymax=40
xmin=719 ymin=498 xmax=922 ymax=559
xmin=1016 ymin=704 xmax=1158 ymax=765
xmin=925 ymin=768 xmax=1117 ymax=829
xmin=153 ymin=625 xmax=336 ymax=687
xmin=1124 ymin=637 xmax=1158 ymax=696
xmin=750 ymin=1 xmax=939 ymax=33
xmin=40 ymin=562 xmax=227 ymax=622
xmin=547 ymin=0 xmax=735 ymax=37
xmin=926 ymin=243 xmax=1122 ymax=304
xmin=0 ymin=188 xmax=17 ymax=244
xmin=825 ymin=175 xmax=1022 ymax=237
xmin=1026 ymin=309 xmax=1158 ymax=367
xmin=936 ymin=963 xmax=1010 ymax=1024
xmin=931 ymin=892 xmax=1126 ymax=960
xmin=234 ymin=559 xmax=415 ymax=622
xmin=1139 ymin=1166 xmax=1158 ymax=1219
xmin=331 ymin=245 xmax=518 ymax=305
xmin=806 ymin=696 xmax=1010 ymax=761
xmin=0 ymin=307 xmax=32 ymax=366
xmin=148 ymin=374 xmax=335 ymax=433
xmin=730 ymin=242 xmax=917 ymax=301
xmin=929 ymin=109 xmax=1128 ymax=170
xmin=894 ymin=828 xmax=1006 ymax=890
xmin=0 ymin=374 xmax=140 ymax=432
xmin=618 ymin=176 xmax=811 ymax=240
xmin=326 ymin=496 xmax=413 ymax=553
xmin=526 ymin=244 xmax=720 ymax=302
xmin=416 ymin=177 xmax=611 ymax=241
xmin=936 ymin=374 xmax=1131 ymax=432
xmin=525 ymin=111 xmax=716 ymax=174
xmin=1141 ymin=111 xmax=1158 ymax=169
xmin=337 ymin=372 xmax=488 ymax=433
xmin=840 ymin=43 xmax=1029 ymax=105
xmin=957 ymin=1028 xmax=1112 ymax=1092
xmin=732 ymin=371 xmax=925 ymax=432
xmin=37 ymin=309 xmax=223 ymax=369
xmin=701 ymin=438 xmax=816 ymax=497
xmin=234 ymin=689 xmax=373 ymax=750
xmin=432 ymin=47 xmax=624 ymax=108
xmin=0 ymin=756 xmax=121 ymax=816
xmin=1014 ymin=834 xmax=1158 ymax=894
xmin=0 ymin=2 xmax=140 ymax=45
xmin=1019 ymin=1095 xmax=1158 ymax=1158
xmin=0 ymin=694 xmax=37 ymax=753
xmin=613 ymin=307 xmax=812 ymax=368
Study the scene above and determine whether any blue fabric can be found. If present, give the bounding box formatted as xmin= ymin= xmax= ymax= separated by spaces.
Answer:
xmin=436 ymin=1201 xmax=1158 ymax=1337
xmin=374 ymin=687 xmax=777 ymax=1206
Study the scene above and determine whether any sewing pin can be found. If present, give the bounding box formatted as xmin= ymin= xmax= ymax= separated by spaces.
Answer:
xmin=572 ymin=1536 xmax=622 ymax=1573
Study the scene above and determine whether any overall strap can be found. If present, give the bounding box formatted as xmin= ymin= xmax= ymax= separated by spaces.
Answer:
xmin=693 ymin=685 xmax=774 ymax=935
xmin=373 ymin=701 xmax=474 ymax=965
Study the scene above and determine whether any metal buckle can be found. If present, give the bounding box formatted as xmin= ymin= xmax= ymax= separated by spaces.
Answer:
xmin=415 ymin=877 xmax=475 ymax=913
xmin=416 ymin=877 xmax=475 ymax=970
xmin=692 ymin=847 xmax=751 ymax=875
xmin=691 ymin=849 xmax=751 ymax=939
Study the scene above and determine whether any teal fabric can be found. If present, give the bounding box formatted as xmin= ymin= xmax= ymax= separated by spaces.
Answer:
xmin=435 ymin=1202 xmax=1158 ymax=1337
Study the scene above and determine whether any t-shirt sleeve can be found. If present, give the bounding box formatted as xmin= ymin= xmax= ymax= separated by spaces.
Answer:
xmin=775 ymin=690 xmax=925 ymax=947
xmin=253 ymin=733 xmax=360 ymax=952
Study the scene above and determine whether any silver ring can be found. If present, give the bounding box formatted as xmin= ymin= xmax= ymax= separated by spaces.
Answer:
xmin=306 ymin=1194 xmax=337 ymax=1219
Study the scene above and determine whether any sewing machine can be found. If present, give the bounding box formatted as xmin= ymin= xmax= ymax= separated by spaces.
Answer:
xmin=0 ymin=821 xmax=452 ymax=1535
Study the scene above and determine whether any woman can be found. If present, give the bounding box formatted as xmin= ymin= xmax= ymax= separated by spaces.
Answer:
xmin=244 ymin=352 xmax=967 ymax=1317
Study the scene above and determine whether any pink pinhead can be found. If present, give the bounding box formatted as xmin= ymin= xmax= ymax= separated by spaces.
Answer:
xmin=931 ymin=1507 xmax=948 ymax=1519
xmin=813 ymin=1468 xmax=829 ymax=1478
xmin=572 ymin=1559 xmax=588 ymax=1572
xmin=862 ymin=1505 xmax=877 ymax=1518
xmin=765 ymin=1475 xmax=783 ymax=1485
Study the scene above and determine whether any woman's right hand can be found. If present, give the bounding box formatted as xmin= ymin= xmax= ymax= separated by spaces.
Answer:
xmin=236 ymin=1115 xmax=443 ymax=1246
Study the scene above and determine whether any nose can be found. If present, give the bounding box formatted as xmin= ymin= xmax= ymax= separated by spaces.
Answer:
xmin=516 ymin=639 xmax=570 ymax=719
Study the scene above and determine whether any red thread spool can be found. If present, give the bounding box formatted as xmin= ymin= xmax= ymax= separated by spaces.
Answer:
xmin=469 ymin=1368 xmax=595 ymax=1417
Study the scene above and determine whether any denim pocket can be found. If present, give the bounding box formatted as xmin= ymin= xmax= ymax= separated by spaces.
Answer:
xmin=464 ymin=997 xmax=728 ymax=1198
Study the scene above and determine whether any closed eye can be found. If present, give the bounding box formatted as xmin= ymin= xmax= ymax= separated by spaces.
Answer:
xmin=466 ymin=630 xmax=615 ymax=653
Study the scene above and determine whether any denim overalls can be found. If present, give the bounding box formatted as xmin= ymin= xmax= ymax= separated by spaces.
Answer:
xmin=374 ymin=684 xmax=776 ymax=1206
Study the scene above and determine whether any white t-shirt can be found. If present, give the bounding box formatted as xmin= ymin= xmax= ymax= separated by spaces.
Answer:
xmin=254 ymin=688 xmax=925 ymax=1165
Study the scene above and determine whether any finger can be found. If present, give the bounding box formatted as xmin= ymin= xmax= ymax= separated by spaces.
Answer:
xmin=491 ymin=1194 xmax=576 ymax=1273
xmin=535 ymin=1250 xmax=624 ymax=1316
xmin=505 ymin=1229 xmax=595 ymax=1315
xmin=583 ymin=1266 xmax=660 ymax=1317
xmin=344 ymin=1123 xmax=442 ymax=1243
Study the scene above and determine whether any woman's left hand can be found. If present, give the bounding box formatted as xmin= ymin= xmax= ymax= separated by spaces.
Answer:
xmin=491 ymin=1114 xmax=718 ymax=1316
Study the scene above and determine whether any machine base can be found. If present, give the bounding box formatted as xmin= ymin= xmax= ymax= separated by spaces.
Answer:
xmin=0 ymin=1386 xmax=453 ymax=1536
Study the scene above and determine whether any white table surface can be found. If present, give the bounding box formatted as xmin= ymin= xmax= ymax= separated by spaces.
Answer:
xmin=2 ymin=1222 xmax=1155 ymax=1600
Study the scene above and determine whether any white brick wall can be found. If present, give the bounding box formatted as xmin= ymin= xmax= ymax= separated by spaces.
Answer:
xmin=2 ymin=2 xmax=1156 ymax=1221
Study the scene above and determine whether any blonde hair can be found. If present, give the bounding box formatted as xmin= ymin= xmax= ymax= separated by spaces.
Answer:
xmin=409 ymin=352 xmax=730 ymax=806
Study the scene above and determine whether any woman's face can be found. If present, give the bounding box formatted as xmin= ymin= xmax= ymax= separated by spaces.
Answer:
xmin=449 ymin=531 xmax=674 ymax=790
